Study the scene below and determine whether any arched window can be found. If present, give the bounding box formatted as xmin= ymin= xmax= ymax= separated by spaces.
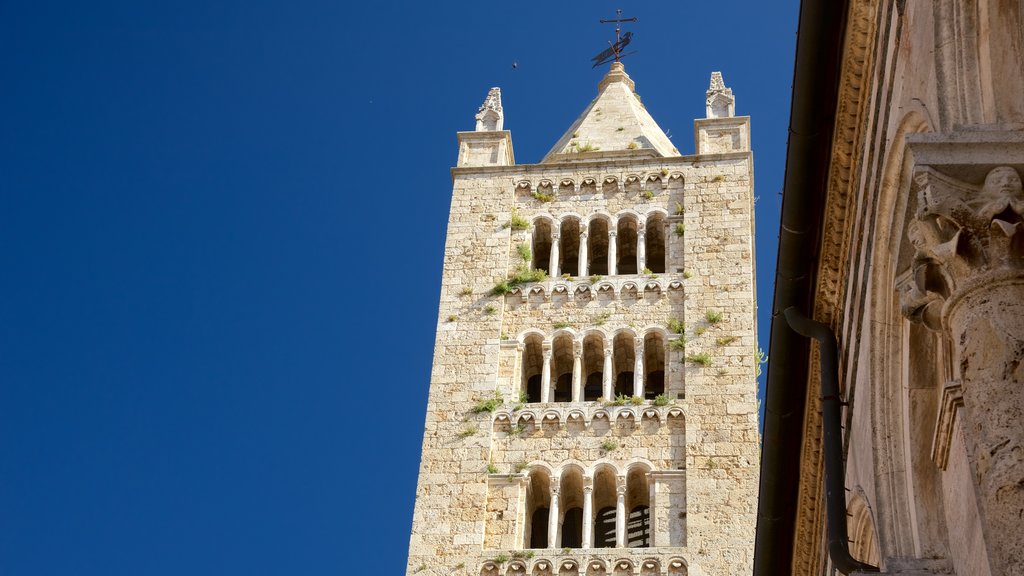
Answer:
xmin=593 ymin=466 xmax=618 ymax=548
xmin=560 ymin=468 xmax=585 ymax=548
xmin=522 ymin=334 xmax=544 ymax=403
xmin=552 ymin=333 xmax=574 ymax=402
xmin=626 ymin=466 xmax=651 ymax=548
xmin=583 ymin=333 xmax=605 ymax=401
xmin=533 ymin=219 xmax=553 ymax=273
xmin=525 ymin=469 xmax=551 ymax=549
xmin=613 ymin=332 xmax=635 ymax=397
xmin=588 ymin=217 xmax=610 ymax=275
xmin=560 ymin=217 xmax=581 ymax=277
xmin=617 ymin=216 xmax=639 ymax=275
xmin=644 ymin=332 xmax=665 ymax=399
xmin=645 ymin=213 xmax=666 ymax=273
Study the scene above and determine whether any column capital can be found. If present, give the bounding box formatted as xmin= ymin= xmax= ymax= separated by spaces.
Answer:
xmin=899 ymin=159 xmax=1024 ymax=331
xmin=579 ymin=229 xmax=588 ymax=239
xmin=634 ymin=336 xmax=645 ymax=348
xmin=603 ymin=347 xmax=613 ymax=358
xmin=608 ymin=230 xmax=618 ymax=238
xmin=637 ymin=228 xmax=646 ymax=239
xmin=616 ymin=484 xmax=627 ymax=497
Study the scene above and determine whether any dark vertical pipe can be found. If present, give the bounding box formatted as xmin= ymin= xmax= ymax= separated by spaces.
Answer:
xmin=783 ymin=307 xmax=879 ymax=574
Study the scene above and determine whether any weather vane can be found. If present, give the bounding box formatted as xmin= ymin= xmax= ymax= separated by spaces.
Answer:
xmin=592 ymin=9 xmax=638 ymax=68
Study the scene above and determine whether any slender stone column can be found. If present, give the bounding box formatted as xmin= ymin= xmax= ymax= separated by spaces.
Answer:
xmin=548 ymin=484 xmax=560 ymax=548
xmin=634 ymin=336 xmax=645 ymax=398
xmin=637 ymin=229 xmax=646 ymax=273
xmin=582 ymin=478 xmax=594 ymax=548
xmin=665 ymin=221 xmax=673 ymax=271
xmin=899 ymin=160 xmax=1024 ymax=573
xmin=541 ymin=345 xmax=553 ymax=403
xmin=608 ymin=230 xmax=618 ymax=276
xmin=602 ymin=347 xmax=614 ymax=400
xmin=549 ymin=232 xmax=560 ymax=277
xmin=647 ymin=472 xmax=656 ymax=546
xmin=571 ymin=342 xmax=583 ymax=402
xmin=615 ymin=481 xmax=627 ymax=547
xmin=578 ymin=230 xmax=589 ymax=277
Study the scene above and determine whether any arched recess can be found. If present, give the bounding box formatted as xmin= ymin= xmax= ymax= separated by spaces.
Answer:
xmin=612 ymin=331 xmax=635 ymax=397
xmin=643 ymin=331 xmax=665 ymax=399
xmin=848 ymin=491 xmax=881 ymax=566
xmin=552 ymin=333 xmax=575 ymax=402
xmin=533 ymin=218 xmax=553 ymax=273
xmin=592 ymin=465 xmax=618 ymax=548
xmin=526 ymin=468 xmax=552 ymax=549
xmin=645 ymin=213 xmax=667 ymax=273
xmin=559 ymin=467 xmax=585 ymax=548
xmin=588 ymin=216 xmax=611 ymax=275
xmin=560 ymin=217 xmax=581 ymax=277
xmin=865 ymin=110 xmax=946 ymax=560
xmin=626 ymin=465 xmax=651 ymax=548
xmin=522 ymin=334 xmax=545 ymax=404
xmin=582 ymin=332 xmax=606 ymax=401
xmin=616 ymin=215 xmax=639 ymax=275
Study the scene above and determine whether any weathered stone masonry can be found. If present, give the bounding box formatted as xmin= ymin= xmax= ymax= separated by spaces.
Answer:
xmin=408 ymin=65 xmax=759 ymax=576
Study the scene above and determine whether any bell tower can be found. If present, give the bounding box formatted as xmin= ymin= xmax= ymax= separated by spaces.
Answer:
xmin=407 ymin=65 xmax=759 ymax=576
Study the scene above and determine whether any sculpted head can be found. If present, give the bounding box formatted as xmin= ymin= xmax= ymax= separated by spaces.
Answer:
xmin=982 ymin=166 xmax=1023 ymax=199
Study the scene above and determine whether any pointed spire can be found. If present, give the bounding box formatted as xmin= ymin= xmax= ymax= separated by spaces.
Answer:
xmin=475 ymin=87 xmax=504 ymax=131
xmin=541 ymin=63 xmax=678 ymax=163
xmin=705 ymin=72 xmax=736 ymax=118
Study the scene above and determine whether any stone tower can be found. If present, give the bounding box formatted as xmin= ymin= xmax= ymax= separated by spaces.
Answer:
xmin=408 ymin=64 xmax=759 ymax=576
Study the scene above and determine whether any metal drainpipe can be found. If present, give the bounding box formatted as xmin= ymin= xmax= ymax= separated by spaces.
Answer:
xmin=783 ymin=307 xmax=879 ymax=574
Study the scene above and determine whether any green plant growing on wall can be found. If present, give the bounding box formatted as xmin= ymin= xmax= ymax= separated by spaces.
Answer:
xmin=601 ymin=439 xmax=619 ymax=451
xmin=493 ymin=554 xmax=510 ymax=564
xmin=446 ymin=315 xmax=458 ymax=322
xmin=675 ymin=202 xmax=685 ymax=215
xmin=486 ymin=463 xmax=498 ymax=474
xmin=668 ymin=318 xmax=685 ymax=334
xmin=675 ymin=222 xmax=686 ymax=237
xmin=686 ymin=353 xmax=713 ymax=367
xmin=517 ymin=243 xmax=532 ymax=262
xmin=627 ymin=141 xmax=638 ymax=150
xmin=653 ymin=393 xmax=672 ymax=406
xmin=669 ymin=337 xmax=687 ymax=351
xmin=511 ymin=550 xmax=535 ymax=559
xmin=641 ymin=190 xmax=654 ymax=200
xmin=504 ymin=211 xmax=529 ymax=231
xmin=683 ymin=270 xmax=693 ymax=279
xmin=509 ymin=423 xmax=526 ymax=436
xmin=531 ymin=190 xmax=555 ymax=203
xmin=483 ymin=304 xmax=497 ymax=315
xmin=711 ymin=175 xmax=726 ymax=183
xmin=642 ymin=267 xmax=657 ymax=278
xmin=491 ymin=266 xmax=548 ymax=295
xmin=592 ymin=312 xmax=611 ymax=326
xmin=693 ymin=326 xmax=707 ymax=336
xmin=705 ymin=310 xmax=723 ymax=324
xmin=458 ymin=424 xmax=478 ymax=438
xmin=576 ymin=142 xmax=598 ymax=152
xmin=553 ymin=321 xmax=572 ymax=329
xmin=660 ymin=168 xmax=669 ymax=176
xmin=716 ymin=335 xmax=739 ymax=346
xmin=415 ymin=564 xmax=426 ymax=573
xmin=755 ymin=346 xmax=768 ymax=378
xmin=514 ymin=461 xmax=529 ymax=473
xmin=471 ymin=391 xmax=503 ymax=414
xmin=460 ymin=286 xmax=473 ymax=296
xmin=589 ymin=275 xmax=603 ymax=284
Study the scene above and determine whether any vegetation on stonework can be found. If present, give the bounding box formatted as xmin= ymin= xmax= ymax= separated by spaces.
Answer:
xmin=711 ymin=174 xmax=726 ymax=182
xmin=574 ymin=142 xmax=598 ymax=153
xmin=675 ymin=222 xmax=686 ymax=236
xmin=458 ymin=424 xmax=478 ymax=438
xmin=589 ymin=274 xmax=603 ymax=284
xmin=483 ymin=304 xmax=497 ymax=315
xmin=675 ymin=202 xmax=685 ymax=215
xmin=592 ymin=311 xmax=611 ymax=326
xmin=716 ymin=335 xmax=739 ymax=346
xmin=446 ymin=315 xmax=458 ymax=322
xmin=504 ymin=211 xmax=529 ymax=231
xmin=471 ymin=391 xmax=503 ymax=414
xmin=553 ymin=320 xmax=572 ymax=329
xmin=682 ymin=270 xmax=692 ymax=279
xmin=693 ymin=326 xmax=706 ymax=336
xmin=486 ymin=463 xmax=498 ymax=474
xmin=509 ymin=423 xmax=526 ymax=436
xmin=641 ymin=190 xmax=654 ymax=200
xmin=627 ymin=141 xmax=638 ymax=150
xmin=668 ymin=318 xmax=685 ymax=334
xmin=705 ymin=309 xmax=723 ymax=324
xmin=669 ymin=337 xmax=687 ymax=351
xmin=531 ymin=190 xmax=555 ymax=203
xmin=517 ymin=243 xmax=531 ymax=262
xmin=755 ymin=345 xmax=768 ymax=378
xmin=514 ymin=461 xmax=529 ymax=473
xmin=601 ymin=439 xmax=619 ymax=451
xmin=661 ymin=168 xmax=669 ymax=176
xmin=653 ymin=393 xmax=672 ymax=406
xmin=459 ymin=286 xmax=473 ymax=296
xmin=686 ymin=353 xmax=713 ymax=367
xmin=643 ymin=267 xmax=657 ymax=278
xmin=490 ymin=265 xmax=548 ymax=295
xmin=493 ymin=554 xmax=510 ymax=564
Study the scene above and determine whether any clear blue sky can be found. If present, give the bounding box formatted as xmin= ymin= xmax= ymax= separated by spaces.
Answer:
xmin=0 ymin=2 xmax=797 ymax=574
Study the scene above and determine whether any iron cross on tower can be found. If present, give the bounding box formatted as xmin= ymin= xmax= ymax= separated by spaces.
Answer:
xmin=592 ymin=9 xmax=638 ymax=68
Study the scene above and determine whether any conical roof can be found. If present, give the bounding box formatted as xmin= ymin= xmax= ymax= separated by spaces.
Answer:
xmin=542 ymin=62 xmax=679 ymax=163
